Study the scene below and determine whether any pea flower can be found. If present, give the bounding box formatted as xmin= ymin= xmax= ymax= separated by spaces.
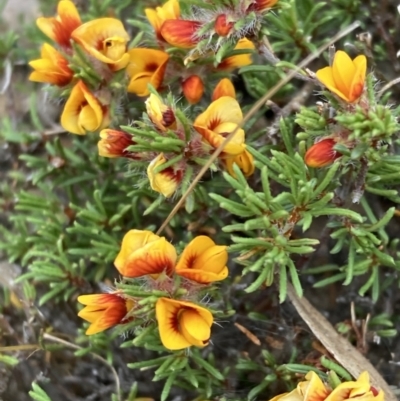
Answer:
xmin=316 ymin=50 xmax=367 ymax=103
xmin=304 ymin=138 xmax=341 ymax=168
xmin=126 ymin=48 xmax=169 ymax=96
xmin=145 ymin=0 xmax=180 ymax=40
xmin=268 ymin=371 xmax=384 ymax=401
xmin=36 ymin=0 xmax=81 ymax=49
xmin=212 ymin=78 xmax=236 ymax=101
xmin=114 ymin=229 xmax=177 ymax=278
xmin=156 ymin=298 xmax=213 ymax=350
xmin=77 ymin=293 xmax=134 ymax=335
xmin=176 ymin=236 xmax=228 ymax=284
xmin=61 ymin=80 xmax=110 ymax=135
xmin=71 ymin=18 xmax=130 ymax=70
xmin=194 ymin=96 xmax=246 ymax=155
xmin=223 ymin=149 xmax=255 ymax=177
xmin=218 ymin=38 xmax=254 ymax=70
xmin=29 ymin=43 xmax=73 ymax=87
xmin=146 ymin=94 xmax=176 ymax=131
xmin=98 ymin=129 xmax=136 ymax=158
xmin=147 ymin=153 xmax=183 ymax=198
xmin=160 ymin=19 xmax=202 ymax=48
xmin=182 ymin=75 xmax=204 ymax=104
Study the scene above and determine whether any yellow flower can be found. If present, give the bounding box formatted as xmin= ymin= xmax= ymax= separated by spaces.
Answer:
xmin=147 ymin=153 xmax=182 ymax=198
xmin=61 ymin=80 xmax=110 ymax=135
xmin=156 ymin=298 xmax=213 ymax=350
xmin=77 ymin=293 xmax=134 ymax=335
xmin=316 ymin=50 xmax=367 ymax=103
xmin=98 ymin=129 xmax=136 ymax=158
xmin=182 ymin=75 xmax=204 ymax=104
xmin=325 ymin=372 xmax=384 ymax=401
xmin=126 ymin=48 xmax=169 ymax=96
xmin=268 ymin=371 xmax=384 ymax=401
xmin=212 ymin=78 xmax=236 ymax=101
xmin=223 ymin=149 xmax=255 ymax=177
xmin=218 ymin=38 xmax=254 ymax=70
xmin=304 ymin=138 xmax=341 ymax=168
xmin=71 ymin=18 xmax=130 ymax=71
xmin=29 ymin=43 xmax=73 ymax=86
xmin=176 ymin=236 xmax=228 ymax=284
xmin=36 ymin=0 xmax=81 ymax=48
xmin=146 ymin=94 xmax=176 ymax=131
xmin=114 ymin=229 xmax=177 ymax=278
xmin=194 ymin=96 xmax=246 ymax=155
xmin=145 ymin=0 xmax=180 ymax=40
xmin=160 ymin=19 xmax=202 ymax=48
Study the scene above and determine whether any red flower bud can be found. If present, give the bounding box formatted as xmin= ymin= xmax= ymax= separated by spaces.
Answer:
xmin=214 ymin=14 xmax=233 ymax=37
xmin=304 ymin=138 xmax=341 ymax=168
xmin=182 ymin=75 xmax=204 ymax=104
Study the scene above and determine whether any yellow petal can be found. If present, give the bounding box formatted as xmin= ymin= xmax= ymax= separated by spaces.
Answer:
xmin=156 ymin=298 xmax=193 ymax=350
xmin=218 ymin=38 xmax=254 ymax=70
xmin=332 ymin=50 xmax=355 ymax=98
xmin=316 ymin=66 xmax=349 ymax=101
xmin=114 ymin=229 xmax=161 ymax=270
xmin=145 ymin=0 xmax=180 ymax=38
xmin=212 ymin=78 xmax=236 ymax=101
xmin=195 ymin=96 xmax=243 ymax=129
xmin=156 ymin=298 xmax=213 ymax=350
xmin=179 ymin=309 xmax=211 ymax=347
xmin=126 ymin=48 xmax=169 ymax=96
xmin=299 ymin=371 xmax=331 ymax=401
xmin=349 ymin=54 xmax=366 ymax=102
xmin=115 ymin=236 xmax=177 ymax=278
xmin=147 ymin=153 xmax=181 ymax=197
xmin=268 ymin=390 xmax=303 ymax=401
xmin=71 ymin=18 xmax=129 ymax=65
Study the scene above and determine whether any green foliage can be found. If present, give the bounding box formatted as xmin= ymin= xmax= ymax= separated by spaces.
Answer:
xmin=29 ymin=383 xmax=53 ymax=401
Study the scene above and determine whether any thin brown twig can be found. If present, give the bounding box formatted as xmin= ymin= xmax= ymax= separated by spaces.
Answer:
xmin=156 ymin=21 xmax=361 ymax=236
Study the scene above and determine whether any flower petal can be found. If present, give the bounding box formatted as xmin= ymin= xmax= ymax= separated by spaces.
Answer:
xmin=349 ymin=54 xmax=367 ymax=102
xmin=156 ymin=298 xmax=192 ymax=350
xmin=212 ymin=78 xmax=236 ymax=101
xmin=71 ymin=18 xmax=129 ymax=65
xmin=115 ymin=235 xmax=177 ymax=278
xmin=332 ymin=50 xmax=355 ymax=98
xmin=36 ymin=0 xmax=81 ymax=48
xmin=218 ymin=38 xmax=254 ymax=70
xmin=316 ymin=66 xmax=349 ymax=101
xmin=299 ymin=371 xmax=331 ymax=401
xmin=127 ymin=48 xmax=169 ymax=96
xmin=179 ymin=309 xmax=211 ymax=347
xmin=156 ymin=298 xmax=213 ymax=350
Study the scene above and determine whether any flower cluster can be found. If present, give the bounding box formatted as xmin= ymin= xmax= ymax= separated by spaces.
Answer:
xmin=29 ymin=0 xmax=266 ymax=198
xmin=268 ymin=371 xmax=383 ymax=401
xmin=78 ymin=230 xmax=228 ymax=350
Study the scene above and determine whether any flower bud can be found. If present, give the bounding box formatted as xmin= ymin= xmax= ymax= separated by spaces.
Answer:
xmin=214 ymin=14 xmax=233 ymax=37
xmin=146 ymin=94 xmax=176 ymax=131
xmin=212 ymin=78 xmax=236 ymax=101
xmin=304 ymin=138 xmax=341 ymax=168
xmin=160 ymin=19 xmax=202 ymax=48
xmin=98 ymin=129 xmax=135 ymax=158
xmin=147 ymin=153 xmax=183 ymax=197
xmin=182 ymin=75 xmax=204 ymax=104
